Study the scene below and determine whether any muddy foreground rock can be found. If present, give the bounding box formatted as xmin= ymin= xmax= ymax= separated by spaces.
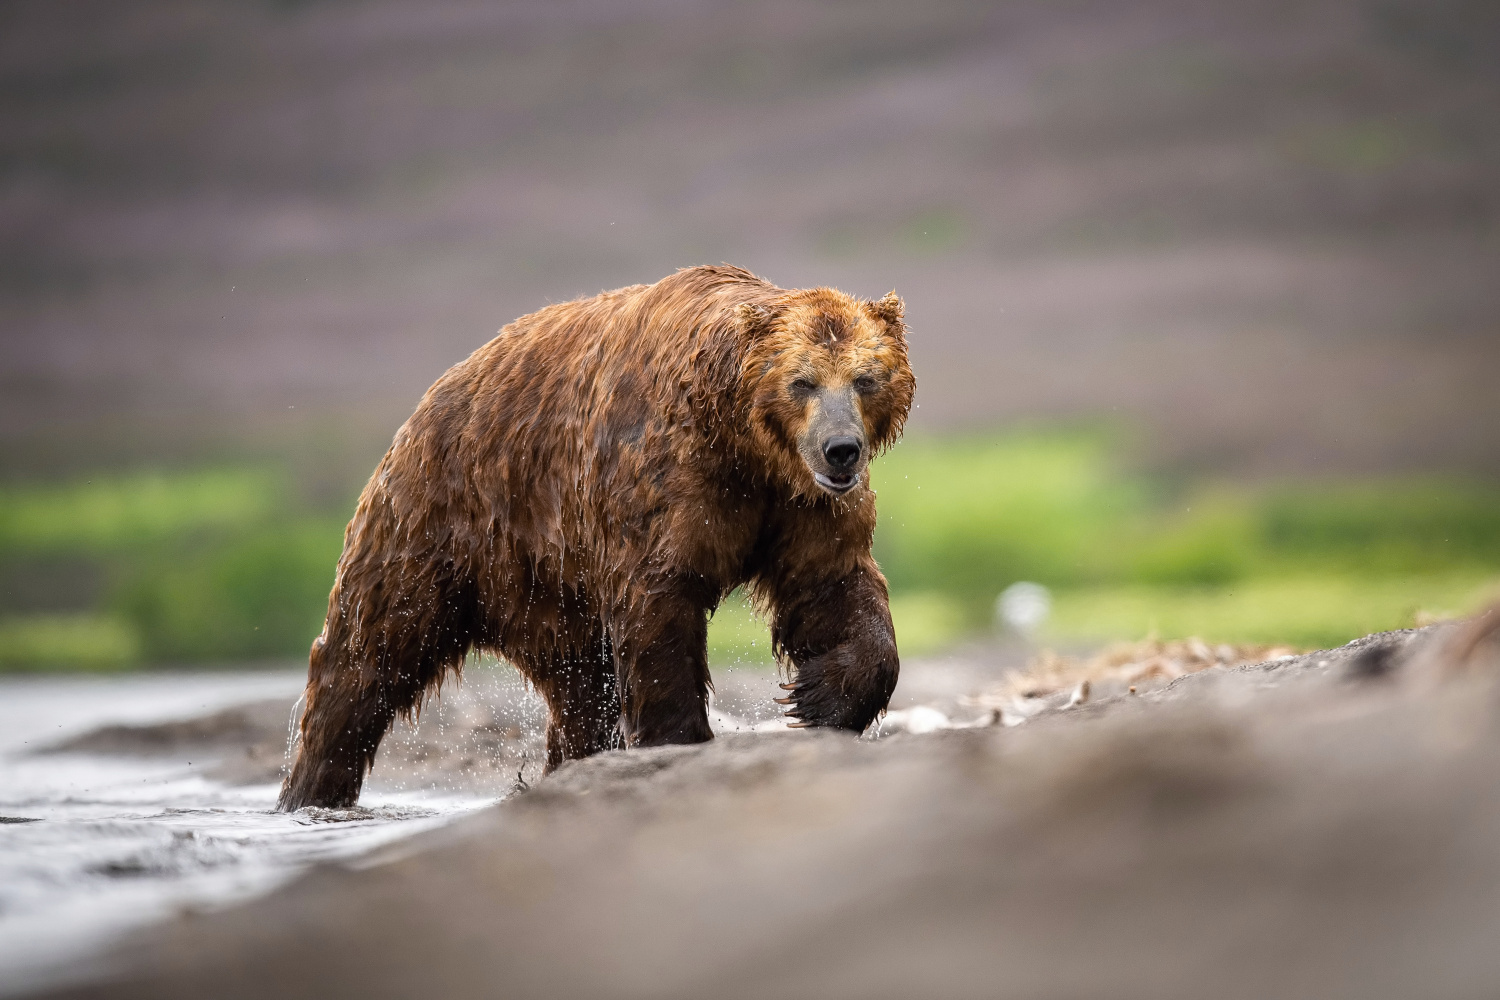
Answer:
xmin=38 ymin=619 xmax=1500 ymax=1000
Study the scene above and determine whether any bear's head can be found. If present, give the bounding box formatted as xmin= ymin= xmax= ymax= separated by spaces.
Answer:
xmin=737 ymin=288 xmax=915 ymax=500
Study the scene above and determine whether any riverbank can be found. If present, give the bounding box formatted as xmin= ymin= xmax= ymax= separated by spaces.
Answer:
xmin=12 ymin=612 xmax=1500 ymax=999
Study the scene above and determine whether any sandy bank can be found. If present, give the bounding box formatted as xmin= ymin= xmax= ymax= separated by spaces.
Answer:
xmin=31 ymin=618 xmax=1500 ymax=999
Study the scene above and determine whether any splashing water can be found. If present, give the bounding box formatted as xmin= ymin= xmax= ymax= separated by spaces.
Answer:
xmin=0 ymin=671 xmax=495 ymax=997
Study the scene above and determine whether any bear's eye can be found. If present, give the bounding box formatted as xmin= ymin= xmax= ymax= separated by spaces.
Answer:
xmin=853 ymin=374 xmax=880 ymax=394
xmin=789 ymin=378 xmax=817 ymax=397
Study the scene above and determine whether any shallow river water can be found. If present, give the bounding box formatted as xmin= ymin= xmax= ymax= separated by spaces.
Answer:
xmin=0 ymin=655 xmax=1004 ymax=996
xmin=0 ymin=671 xmax=496 ymax=996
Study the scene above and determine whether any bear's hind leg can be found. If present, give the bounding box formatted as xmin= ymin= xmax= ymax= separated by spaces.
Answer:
xmin=527 ymin=627 xmax=623 ymax=772
xmin=279 ymin=582 xmax=477 ymax=811
xmin=278 ymin=636 xmax=399 ymax=810
xmin=615 ymin=584 xmax=715 ymax=749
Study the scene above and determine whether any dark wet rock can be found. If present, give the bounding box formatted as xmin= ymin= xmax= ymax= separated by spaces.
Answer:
xmin=39 ymin=699 xmax=296 ymax=787
xmin=42 ymin=700 xmax=293 ymax=759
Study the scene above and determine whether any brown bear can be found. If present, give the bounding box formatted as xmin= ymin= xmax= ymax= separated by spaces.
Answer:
xmin=278 ymin=265 xmax=915 ymax=810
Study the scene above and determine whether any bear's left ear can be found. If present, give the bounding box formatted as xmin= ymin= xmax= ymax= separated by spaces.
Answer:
xmin=736 ymin=302 xmax=774 ymax=335
xmin=867 ymin=291 xmax=904 ymax=326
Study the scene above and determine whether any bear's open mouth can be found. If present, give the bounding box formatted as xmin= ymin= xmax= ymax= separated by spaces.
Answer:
xmin=814 ymin=471 xmax=859 ymax=495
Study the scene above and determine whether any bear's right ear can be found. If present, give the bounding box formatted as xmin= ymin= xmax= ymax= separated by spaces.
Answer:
xmin=736 ymin=302 xmax=774 ymax=335
xmin=867 ymin=290 xmax=904 ymax=326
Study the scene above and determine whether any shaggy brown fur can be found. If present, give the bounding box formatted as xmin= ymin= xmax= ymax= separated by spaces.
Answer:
xmin=278 ymin=265 xmax=915 ymax=810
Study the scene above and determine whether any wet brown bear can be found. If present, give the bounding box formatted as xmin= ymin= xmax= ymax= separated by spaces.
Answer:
xmin=278 ymin=265 xmax=915 ymax=810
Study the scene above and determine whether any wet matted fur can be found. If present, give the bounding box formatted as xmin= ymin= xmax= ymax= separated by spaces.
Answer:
xmin=279 ymin=265 xmax=915 ymax=809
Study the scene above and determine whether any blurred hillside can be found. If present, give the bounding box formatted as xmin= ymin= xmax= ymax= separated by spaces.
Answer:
xmin=3 ymin=0 xmax=1498 ymax=479
xmin=3 ymin=0 xmax=1499 ymax=667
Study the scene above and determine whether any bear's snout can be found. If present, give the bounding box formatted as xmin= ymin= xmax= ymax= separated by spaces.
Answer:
xmin=801 ymin=385 xmax=869 ymax=496
xmin=823 ymin=436 xmax=862 ymax=470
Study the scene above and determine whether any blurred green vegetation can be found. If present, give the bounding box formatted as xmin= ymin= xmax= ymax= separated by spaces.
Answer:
xmin=0 ymin=613 xmax=141 ymax=671
xmin=0 ymin=468 xmax=345 ymax=669
xmin=1046 ymin=576 xmax=1494 ymax=650
xmin=2 ymin=427 xmax=1498 ymax=670
xmin=0 ymin=469 xmax=283 ymax=552
xmin=706 ymin=591 xmax=776 ymax=669
xmin=869 ymin=429 xmax=1500 ymax=650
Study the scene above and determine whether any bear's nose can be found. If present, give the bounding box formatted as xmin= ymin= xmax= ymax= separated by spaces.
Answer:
xmin=823 ymin=436 xmax=862 ymax=470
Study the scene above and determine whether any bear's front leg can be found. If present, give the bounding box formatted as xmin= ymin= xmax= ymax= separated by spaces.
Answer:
xmin=615 ymin=583 xmax=715 ymax=748
xmin=769 ymin=558 xmax=899 ymax=732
